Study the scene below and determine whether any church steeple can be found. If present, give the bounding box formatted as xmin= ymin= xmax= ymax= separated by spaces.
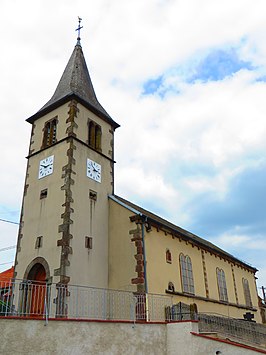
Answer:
xmin=15 ymin=33 xmax=119 ymax=289
xmin=27 ymin=42 xmax=119 ymax=129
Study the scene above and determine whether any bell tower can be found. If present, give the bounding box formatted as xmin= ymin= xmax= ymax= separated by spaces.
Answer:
xmin=14 ymin=32 xmax=119 ymax=288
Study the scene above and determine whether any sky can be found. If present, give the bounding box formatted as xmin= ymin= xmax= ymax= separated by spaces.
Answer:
xmin=0 ymin=0 xmax=266 ymax=296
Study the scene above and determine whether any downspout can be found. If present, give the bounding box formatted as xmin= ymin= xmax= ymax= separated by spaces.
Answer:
xmin=141 ymin=217 xmax=148 ymax=294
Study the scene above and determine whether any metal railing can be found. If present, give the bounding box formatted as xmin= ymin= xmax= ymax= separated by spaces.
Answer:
xmin=0 ymin=279 xmax=173 ymax=322
xmin=198 ymin=313 xmax=266 ymax=346
xmin=1 ymin=278 xmax=265 ymax=347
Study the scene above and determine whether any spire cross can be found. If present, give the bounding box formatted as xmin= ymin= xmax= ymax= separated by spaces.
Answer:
xmin=76 ymin=17 xmax=83 ymax=43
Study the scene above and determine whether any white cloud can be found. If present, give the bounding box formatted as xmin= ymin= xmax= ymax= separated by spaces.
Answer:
xmin=215 ymin=233 xmax=266 ymax=250
xmin=117 ymin=166 xmax=178 ymax=201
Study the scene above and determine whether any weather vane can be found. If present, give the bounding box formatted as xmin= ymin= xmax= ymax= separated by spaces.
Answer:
xmin=76 ymin=17 xmax=83 ymax=44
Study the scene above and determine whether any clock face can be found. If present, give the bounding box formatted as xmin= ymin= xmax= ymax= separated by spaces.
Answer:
xmin=87 ymin=158 xmax=101 ymax=183
xmin=38 ymin=155 xmax=54 ymax=179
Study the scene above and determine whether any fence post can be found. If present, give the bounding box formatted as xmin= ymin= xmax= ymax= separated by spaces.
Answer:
xmin=130 ymin=295 xmax=138 ymax=326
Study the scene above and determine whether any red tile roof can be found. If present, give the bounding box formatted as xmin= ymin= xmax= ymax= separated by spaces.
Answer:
xmin=0 ymin=266 xmax=14 ymax=288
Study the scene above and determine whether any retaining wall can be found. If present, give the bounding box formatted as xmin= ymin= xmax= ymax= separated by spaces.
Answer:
xmin=0 ymin=318 xmax=265 ymax=355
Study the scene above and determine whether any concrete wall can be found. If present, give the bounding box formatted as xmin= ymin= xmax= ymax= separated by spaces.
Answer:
xmin=167 ymin=322 xmax=266 ymax=355
xmin=0 ymin=319 xmax=166 ymax=355
xmin=0 ymin=319 xmax=265 ymax=355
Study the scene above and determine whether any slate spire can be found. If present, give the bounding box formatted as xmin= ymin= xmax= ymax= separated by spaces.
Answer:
xmin=27 ymin=42 xmax=119 ymax=128
xmin=40 ymin=44 xmax=107 ymax=113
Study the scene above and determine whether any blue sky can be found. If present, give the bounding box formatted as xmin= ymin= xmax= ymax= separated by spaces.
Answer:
xmin=188 ymin=48 xmax=253 ymax=83
xmin=142 ymin=47 xmax=254 ymax=97
xmin=0 ymin=0 xmax=265 ymax=298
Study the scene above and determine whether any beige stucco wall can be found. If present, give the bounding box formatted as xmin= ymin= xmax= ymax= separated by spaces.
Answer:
xmin=15 ymin=140 xmax=69 ymax=283
xmin=145 ymin=231 xmax=206 ymax=297
xmin=66 ymin=103 xmax=114 ymax=288
xmin=67 ymin=139 xmax=112 ymax=288
xmin=15 ymin=104 xmax=71 ymax=282
xmin=15 ymin=100 xmax=115 ymax=288
xmin=142 ymin=225 xmax=260 ymax=322
xmin=108 ymin=199 xmax=136 ymax=291
xmin=203 ymin=251 xmax=260 ymax=321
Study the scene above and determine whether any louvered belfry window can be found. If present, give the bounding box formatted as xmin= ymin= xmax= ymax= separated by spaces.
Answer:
xmin=42 ymin=118 xmax=57 ymax=148
xmin=88 ymin=120 xmax=102 ymax=151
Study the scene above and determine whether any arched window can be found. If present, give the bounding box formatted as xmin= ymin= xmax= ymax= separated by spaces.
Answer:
xmin=166 ymin=249 xmax=172 ymax=263
xmin=242 ymin=278 xmax=252 ymax=307
xmin=42 ymin=118 xmax=57 ymax=148
xmin=179 ymin=254 xmax=194 ymax=294
xmin=216 ymin=268 xmax=228 ymax=302
xmin=168 ymin=282 xmax=175 ymax=292
xmin=88 ymin=120 xmax=102 ymax=151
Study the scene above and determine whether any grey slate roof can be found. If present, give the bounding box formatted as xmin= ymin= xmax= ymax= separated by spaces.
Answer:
xmin=109 ymin=194 xmax=257 ymax=272
xmin=27 ymin=43 xmax=119 ymax=128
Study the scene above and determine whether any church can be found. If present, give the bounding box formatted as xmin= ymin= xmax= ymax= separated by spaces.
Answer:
xmin=13 ymin=34 xmax=263 ymax=323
